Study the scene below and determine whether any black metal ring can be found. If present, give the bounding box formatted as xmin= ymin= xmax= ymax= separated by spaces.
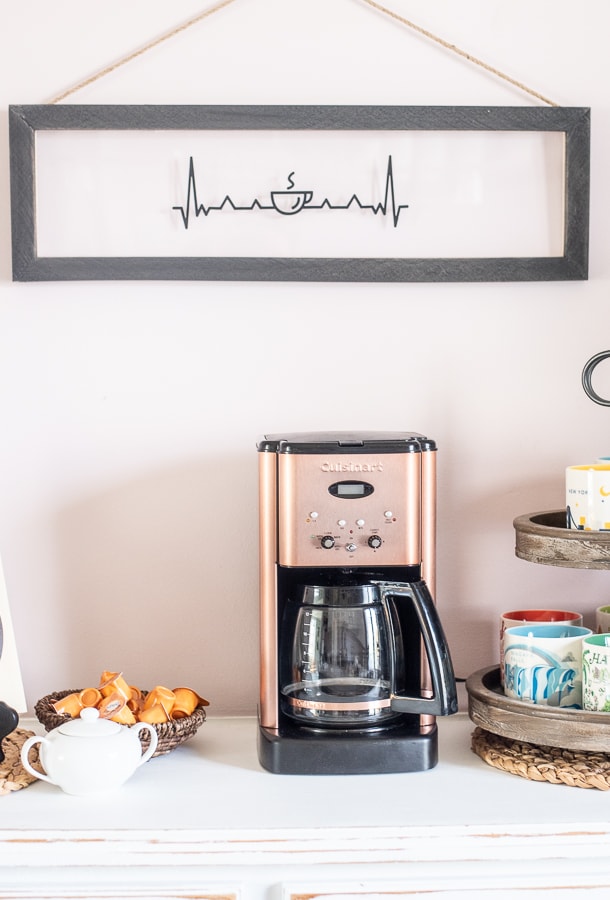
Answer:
xmin=582 ymin=351 xmax=610 ymax=407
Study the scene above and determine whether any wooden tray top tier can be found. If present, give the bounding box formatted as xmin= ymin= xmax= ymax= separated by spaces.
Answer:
xmin=467 ymin=666 xmax=610 ymax=753
xmin=514 ymin=509 xmax=610 ymax=569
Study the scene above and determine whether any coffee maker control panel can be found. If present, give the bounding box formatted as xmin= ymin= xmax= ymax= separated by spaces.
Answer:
xmin=278 ymin=452 xmax=423 ymax=567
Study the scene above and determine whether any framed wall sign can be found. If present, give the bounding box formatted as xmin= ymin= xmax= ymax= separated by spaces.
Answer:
xmin=9 ymin=104 xmax=590 ymax=283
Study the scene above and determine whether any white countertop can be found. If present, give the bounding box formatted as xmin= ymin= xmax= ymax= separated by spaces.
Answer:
xmin=0 ymin=713 xmax=610 ymax=865
xmin=0 ymin=713 xmax=610 ymax=900
xmin=4 ymin=711 xmax=607 ymax=829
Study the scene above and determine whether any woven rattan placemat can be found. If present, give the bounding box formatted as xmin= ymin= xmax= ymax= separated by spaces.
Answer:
xmin=472 ymin=726 xmax=610 ymax=791
xmin=0 ymin=727 xmax=38 ymax=795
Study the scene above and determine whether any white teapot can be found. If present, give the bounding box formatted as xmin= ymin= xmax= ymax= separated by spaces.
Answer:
xmin=21 ymin=707 xmax=158 ymax=795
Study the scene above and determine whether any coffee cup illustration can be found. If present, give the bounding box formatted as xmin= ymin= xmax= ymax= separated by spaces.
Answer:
xmin=270 ymin=189 xmax=313 ymax=215
xmin=270 ymin=171 xmax=313 ymax=215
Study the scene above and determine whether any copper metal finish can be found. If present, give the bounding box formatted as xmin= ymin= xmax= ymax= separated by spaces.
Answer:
xmin=258 ymin=451 xmax=278 ymax=730
xmin=287 ymin=697 xmax=392 ymax=712
xmin=421 ymin=449 xmax=437 ymax=598
xmin=419 ymin=448 xmax=436 ymax=727
xmin=278 ymin=452 xmax=421 ymax=567
xmin=420 ymin=451 xmax=436 ymax=678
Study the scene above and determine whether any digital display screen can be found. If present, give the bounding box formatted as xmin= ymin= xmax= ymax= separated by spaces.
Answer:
xmin=337 ymin=483 xmax=366 ymax=496
xmin=328 ymin=480 xmax=374 ymax=499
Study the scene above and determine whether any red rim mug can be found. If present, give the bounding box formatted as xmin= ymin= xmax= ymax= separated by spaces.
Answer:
xmin=500 ymin=608 xmax=583 ymax=686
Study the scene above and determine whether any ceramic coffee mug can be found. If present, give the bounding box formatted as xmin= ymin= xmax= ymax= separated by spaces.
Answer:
xmin=595 ymin=605 xmax=610 ymax=634
xmin=583 ymin=633 xmax=610 ymax=711
xmin=503 ymin=623 xmax=591 ymax=708
xmin=499 ymin=609 xmax=583 ymax=685
xmin=566 ymin=464 xmax=610 ymax=531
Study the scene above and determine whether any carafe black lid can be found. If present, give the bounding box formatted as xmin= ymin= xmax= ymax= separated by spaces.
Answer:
xmin=257 ymin=431 xmax=436 ymax=454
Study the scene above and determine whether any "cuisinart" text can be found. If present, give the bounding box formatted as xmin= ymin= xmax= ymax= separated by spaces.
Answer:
xmin=320 ymin=461 xmax=384 ymax=473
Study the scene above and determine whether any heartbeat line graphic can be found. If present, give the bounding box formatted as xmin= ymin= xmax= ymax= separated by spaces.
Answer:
xmin=172 ymin=155 xmax=409 ymax=229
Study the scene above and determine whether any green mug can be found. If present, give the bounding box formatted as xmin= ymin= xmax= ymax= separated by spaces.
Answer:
xmin=583 ymin=633 xmax=610 ymax=712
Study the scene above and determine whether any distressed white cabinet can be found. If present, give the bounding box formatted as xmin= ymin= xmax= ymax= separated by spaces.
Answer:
xmin=1 ymin=714 xmax=610 ymax=898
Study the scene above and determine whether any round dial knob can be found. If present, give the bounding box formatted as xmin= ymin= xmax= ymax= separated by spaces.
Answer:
xmin=320 ymin=535 xmax=335 ymax=550
xmin=368 ymin=535 xmax=383 ymax=549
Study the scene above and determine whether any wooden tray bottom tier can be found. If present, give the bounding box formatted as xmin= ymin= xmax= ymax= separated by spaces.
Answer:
xmin=466 ymin=666 xmax=610 ymax=753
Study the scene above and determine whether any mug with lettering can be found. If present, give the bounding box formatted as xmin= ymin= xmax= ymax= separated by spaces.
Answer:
xmin=582 ymin=633 xmax=610 ymax=711
xmin=566 ymin=464 xmax=610 ymax=531
xmin=503 ymin=623 xmax=591 ymax=708
xmin=499 ymin=609 xmax=583 ymax=685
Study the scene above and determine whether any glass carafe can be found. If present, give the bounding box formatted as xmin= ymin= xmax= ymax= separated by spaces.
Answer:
xmin=279 ymin=580 xmax=457 ymax=729
xmin=280 ymin=583 xmax=404 ymax=728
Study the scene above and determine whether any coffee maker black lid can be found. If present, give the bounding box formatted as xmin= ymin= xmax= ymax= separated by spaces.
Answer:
xmin=257 ymin=431 xmax=436 ymax=454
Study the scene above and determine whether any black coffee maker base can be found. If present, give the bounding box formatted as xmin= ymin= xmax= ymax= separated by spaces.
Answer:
xmin=258 ymin=720 xmax=438 ymax=775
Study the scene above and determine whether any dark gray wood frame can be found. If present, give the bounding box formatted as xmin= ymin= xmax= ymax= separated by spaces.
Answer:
xmin=9 ymin=104 xmax=590 ymax=282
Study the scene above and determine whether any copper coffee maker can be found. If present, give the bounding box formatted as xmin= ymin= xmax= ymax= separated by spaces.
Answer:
xmin=257 ymin=431 xmax=457 ymax=775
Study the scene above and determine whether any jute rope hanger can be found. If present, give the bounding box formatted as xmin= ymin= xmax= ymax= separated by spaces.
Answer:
xmin=48 ymin=0 xmax=239 ymax=104
xmin=360 ymin=0 xmax=558 ymax=107
xmin=48 ymin=0 xmax=558 ymax=107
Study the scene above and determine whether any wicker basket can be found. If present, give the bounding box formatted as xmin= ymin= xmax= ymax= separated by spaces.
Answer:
xmin=472 ymin=726 xmax=610 ymax=791
xmin=35 ymin=689 xmax=207 ymax=757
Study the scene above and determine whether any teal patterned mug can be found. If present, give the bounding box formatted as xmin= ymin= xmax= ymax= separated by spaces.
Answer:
xmin=503 ymin=624 xmax=591 ymax=708
xmin=583 ymin=633 xmax=610 ymax=712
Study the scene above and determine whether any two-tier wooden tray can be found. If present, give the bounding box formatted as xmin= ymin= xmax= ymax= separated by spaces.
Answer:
xmin=464 ymin=506 xmax=610 ymax=777
xmin=466 ymin=510 xmax=610 ymax=752
xmin=466 ymin=666 xmax=610 ymax=752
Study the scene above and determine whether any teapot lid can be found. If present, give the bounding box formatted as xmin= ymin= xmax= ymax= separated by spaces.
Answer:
xmin=58 ymin=706 xmax=121 ymax=736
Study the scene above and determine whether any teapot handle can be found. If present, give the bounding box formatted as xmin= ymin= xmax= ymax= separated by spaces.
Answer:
xmin=20 ymin=735 xmax=56 ymax=785
xmin=372 ymin=579 xmax=458 ymax=716
xmin=133 ymin=722 xmax=158 ymax=765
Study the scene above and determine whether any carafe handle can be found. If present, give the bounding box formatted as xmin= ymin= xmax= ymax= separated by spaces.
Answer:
xmin=372 ymin=580 xmax=458 ymax=716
